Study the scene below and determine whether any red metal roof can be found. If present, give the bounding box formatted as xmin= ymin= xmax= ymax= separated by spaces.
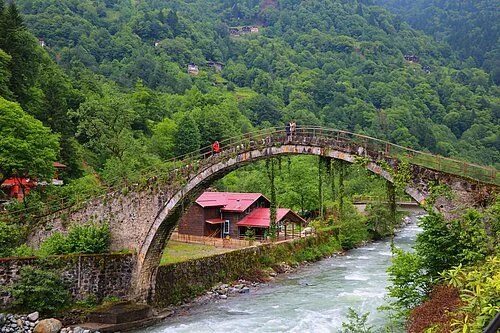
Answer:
xmin=53 ymin=162 xmax=67 ymax=168
xmin=236 ymin=208 xmax=305 ymax=228
xmin=196 ymin=192 xmax=269 ymax=212
xmin=1 ymin=177 xmax=36 ymax=187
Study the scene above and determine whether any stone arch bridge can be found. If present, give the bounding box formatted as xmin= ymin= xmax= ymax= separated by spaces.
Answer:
xmin=27 ymin=127 xmax=498 ymax=302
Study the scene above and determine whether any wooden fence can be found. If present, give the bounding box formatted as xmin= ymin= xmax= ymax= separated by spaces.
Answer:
xmin=170 ymin=232 xmax=255 ymax=248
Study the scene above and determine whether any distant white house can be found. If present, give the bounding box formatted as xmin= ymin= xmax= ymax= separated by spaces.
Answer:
xmin=38 ymin=39 xmax=46 ymax=48
xmin=188 ymin=63 xmax=199 ymax=75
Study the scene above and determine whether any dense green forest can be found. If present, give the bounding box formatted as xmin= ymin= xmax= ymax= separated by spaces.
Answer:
xmin=0 ymin=0 xmax=498 ymax=210
xmin=374 ymin=0 xmax=500 ymax=84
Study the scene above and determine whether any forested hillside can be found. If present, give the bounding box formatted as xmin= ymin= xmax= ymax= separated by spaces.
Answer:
xmin=374 ymin=0 xmax=500 ymax=84
xmin=1 ymin=0 xmax=499 ymax=194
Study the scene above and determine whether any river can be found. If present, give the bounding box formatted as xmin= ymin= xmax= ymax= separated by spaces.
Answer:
xmin=140 ymin=213 xmax=423 ymax=333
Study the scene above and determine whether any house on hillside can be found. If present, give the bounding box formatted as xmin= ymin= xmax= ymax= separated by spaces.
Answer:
xmin=187 ymin=63 xmax=199 ymax=75
xmin=178 ymin=192 xmax=306 ymax=240
xmin=404 ymin=54 xmax=420 ymax=63
xmin=229 ymin=28 xmax=240 ymax=36
xmin=207 ymin=60 xmax=224 ymax=72
xmin=38 ymin=39 xmax=46 ymax=48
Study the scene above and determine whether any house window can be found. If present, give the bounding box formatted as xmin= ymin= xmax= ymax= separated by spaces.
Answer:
xmin=223 ymin=220 xmax=230 ymax=236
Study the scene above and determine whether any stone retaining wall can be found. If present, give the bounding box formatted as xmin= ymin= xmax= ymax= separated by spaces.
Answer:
xmin=153 ymin=233 xmax=334 ymax=307
xmin=0 ymin=253 xmax=135 ymax=308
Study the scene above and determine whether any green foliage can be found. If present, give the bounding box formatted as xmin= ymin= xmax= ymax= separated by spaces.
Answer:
xmin=66 ymin=223 xmax=111 ymax=254
xmin=11 ymin=244 xmax=36 ymax=257
xmin=416 ymin=210 xmax=492 ymax=279
xmin=39 ymin=223 xmax=110 ymax=256
xmin=244 ymin=228 xmax=256 ymax=241
xmin=425 ymin=182 xmax=453 ymax=206
xmin=386 ymin=249 xmax=428 ymax=312
xmin=174 ymin=113 xmax=201 ymax=156
xmin=441 ymin=256 xmax=500 ymax=332
xmin=38 ymin=232 xmax=70 ymax=256
xmin=8 ymin=266 xmax=71 ymax=315
xmin=387 ymin=204 xmax=498 ymax=323
xmin=365 ymin=203 xmax=397 ymax=240
xmin=0 ymin=221 xmax=21 ymax=257
xmin=335 ymin=203 xmax=369 ymax=250
xmin=73 ymin=85 xmax=137 ymax=165
xmin=375 ymin=0 xmax=499 ymax=82
xmin=339 ymin=308 xmax=373 ymax=333
xmin=151 ymin=118 xmax=177 ymax=159
xmin=0 ymin=97 xmax=59 ymax=183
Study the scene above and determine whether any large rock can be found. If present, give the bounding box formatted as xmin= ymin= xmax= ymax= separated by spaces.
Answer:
xmin=34 ymin=319 xmax=62 ymax=333
xmin=0 ymin=313 xmax=6 ymax=325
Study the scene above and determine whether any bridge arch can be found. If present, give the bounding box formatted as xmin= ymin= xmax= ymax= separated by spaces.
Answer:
xmin=134 ymin=143 xmax=426 ymax=302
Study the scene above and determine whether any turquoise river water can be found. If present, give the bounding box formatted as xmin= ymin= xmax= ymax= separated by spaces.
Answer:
xmin=139 ymin=213 xmax=423 ymax=333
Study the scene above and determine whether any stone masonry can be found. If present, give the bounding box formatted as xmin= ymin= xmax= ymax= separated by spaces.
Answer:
xmin=0 ymin=253 xmax=135 ymax=308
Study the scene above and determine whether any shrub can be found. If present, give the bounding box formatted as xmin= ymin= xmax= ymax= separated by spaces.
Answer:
xmin=407 ymin=285 xmax=462 ymax=333
xmin=0 ymin=221 xmax=21 ymax=257
xmin=38 ymin=223 xmax=111 ymax=255
xmin=416 ymin=210 xmax=492 ymax=279
xmin=339 ymin=308 xmax=373 ymax=333
xmin=335 ymin=202 xmax=369 ymax=250
xmin=8 ymin=266 xmax=71 ymax=315
xmin=244 ymin=228 xmax=256 ymax=242
xmin=387 ymin=249 xmax=429 ymax=312
xmin=441 ymin=256 xmax=500 ymax=332
xmin=38 ymin=231 xmax=70 ymax=256
xmin=66 ymin=223 xmax=110 ymax=254
xmin=386 ymin=205 xmax=498 ymax=324
xmin=12 ymin=244 xmax=36 ymax=257
xmin=365 ymin=202 xmax=399 ymax=240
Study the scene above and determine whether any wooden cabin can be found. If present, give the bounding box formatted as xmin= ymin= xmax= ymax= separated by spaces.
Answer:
xmin=178 ymin=192 xmax=306 ymax=239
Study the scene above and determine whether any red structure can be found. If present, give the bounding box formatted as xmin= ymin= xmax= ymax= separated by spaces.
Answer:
xmin=0 ymin=162 xmax=66 ymax=201
xmin=178 ymin=192 xmax=306 ymax=239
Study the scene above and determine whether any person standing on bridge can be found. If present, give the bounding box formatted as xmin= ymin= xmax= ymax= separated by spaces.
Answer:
xmin=290 ymin=121 xmax=296 ymax=140
xmin=212 ymin=140 xmax=221 ymax=155
xmin=285 ymin=122 xmax=291 ymax=142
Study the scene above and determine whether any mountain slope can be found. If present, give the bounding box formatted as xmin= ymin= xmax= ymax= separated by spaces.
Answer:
xmin=374 ymin=0 xmax=500 ymax=83
xmin=5 ymin=0 xmax=500 ymax=174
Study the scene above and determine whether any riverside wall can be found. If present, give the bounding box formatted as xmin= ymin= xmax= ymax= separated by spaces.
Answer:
xmin=153 ymin=232 xmax=336 ymax=307
xmin=0 ymin=253 xmax=135 ymax=308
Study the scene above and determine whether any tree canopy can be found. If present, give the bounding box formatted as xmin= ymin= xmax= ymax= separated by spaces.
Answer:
xmin=0 ymin=97 xmax=59 ymax=183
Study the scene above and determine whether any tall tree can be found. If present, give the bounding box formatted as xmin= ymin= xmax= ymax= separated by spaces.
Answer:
xmin=174 ymin=113 xmax=201 ymax=156
xmin=0 ymin=97 xmax=59 ymax=184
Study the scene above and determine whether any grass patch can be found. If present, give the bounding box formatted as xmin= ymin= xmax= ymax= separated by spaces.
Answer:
xmin=234 ymin=87 xmax=258 ymax=100
xmin=160 ymin=241 xmax=232 ymax=265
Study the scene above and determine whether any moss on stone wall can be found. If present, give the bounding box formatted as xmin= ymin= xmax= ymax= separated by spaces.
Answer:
xmin=153 ymin=231 xmax=341 ymax=307
xmin=0 ymin=253 xmax=135 ymax=308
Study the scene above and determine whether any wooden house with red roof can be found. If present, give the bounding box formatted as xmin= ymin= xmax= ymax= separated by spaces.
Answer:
xmin=178 ymin=192 xmax=306 ymax=240
xmin=0 ymin=162 xmax=66 ymax=201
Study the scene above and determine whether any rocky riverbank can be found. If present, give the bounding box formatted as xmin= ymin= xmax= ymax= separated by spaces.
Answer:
xmin=0 ymin=313 xmax=100 ymax=333
xmin=153 ymin=259 xmax=326 ymax=322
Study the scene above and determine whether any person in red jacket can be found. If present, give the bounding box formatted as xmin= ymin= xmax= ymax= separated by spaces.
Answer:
xmin=212 ymin=141 xmax=221 ymax=155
